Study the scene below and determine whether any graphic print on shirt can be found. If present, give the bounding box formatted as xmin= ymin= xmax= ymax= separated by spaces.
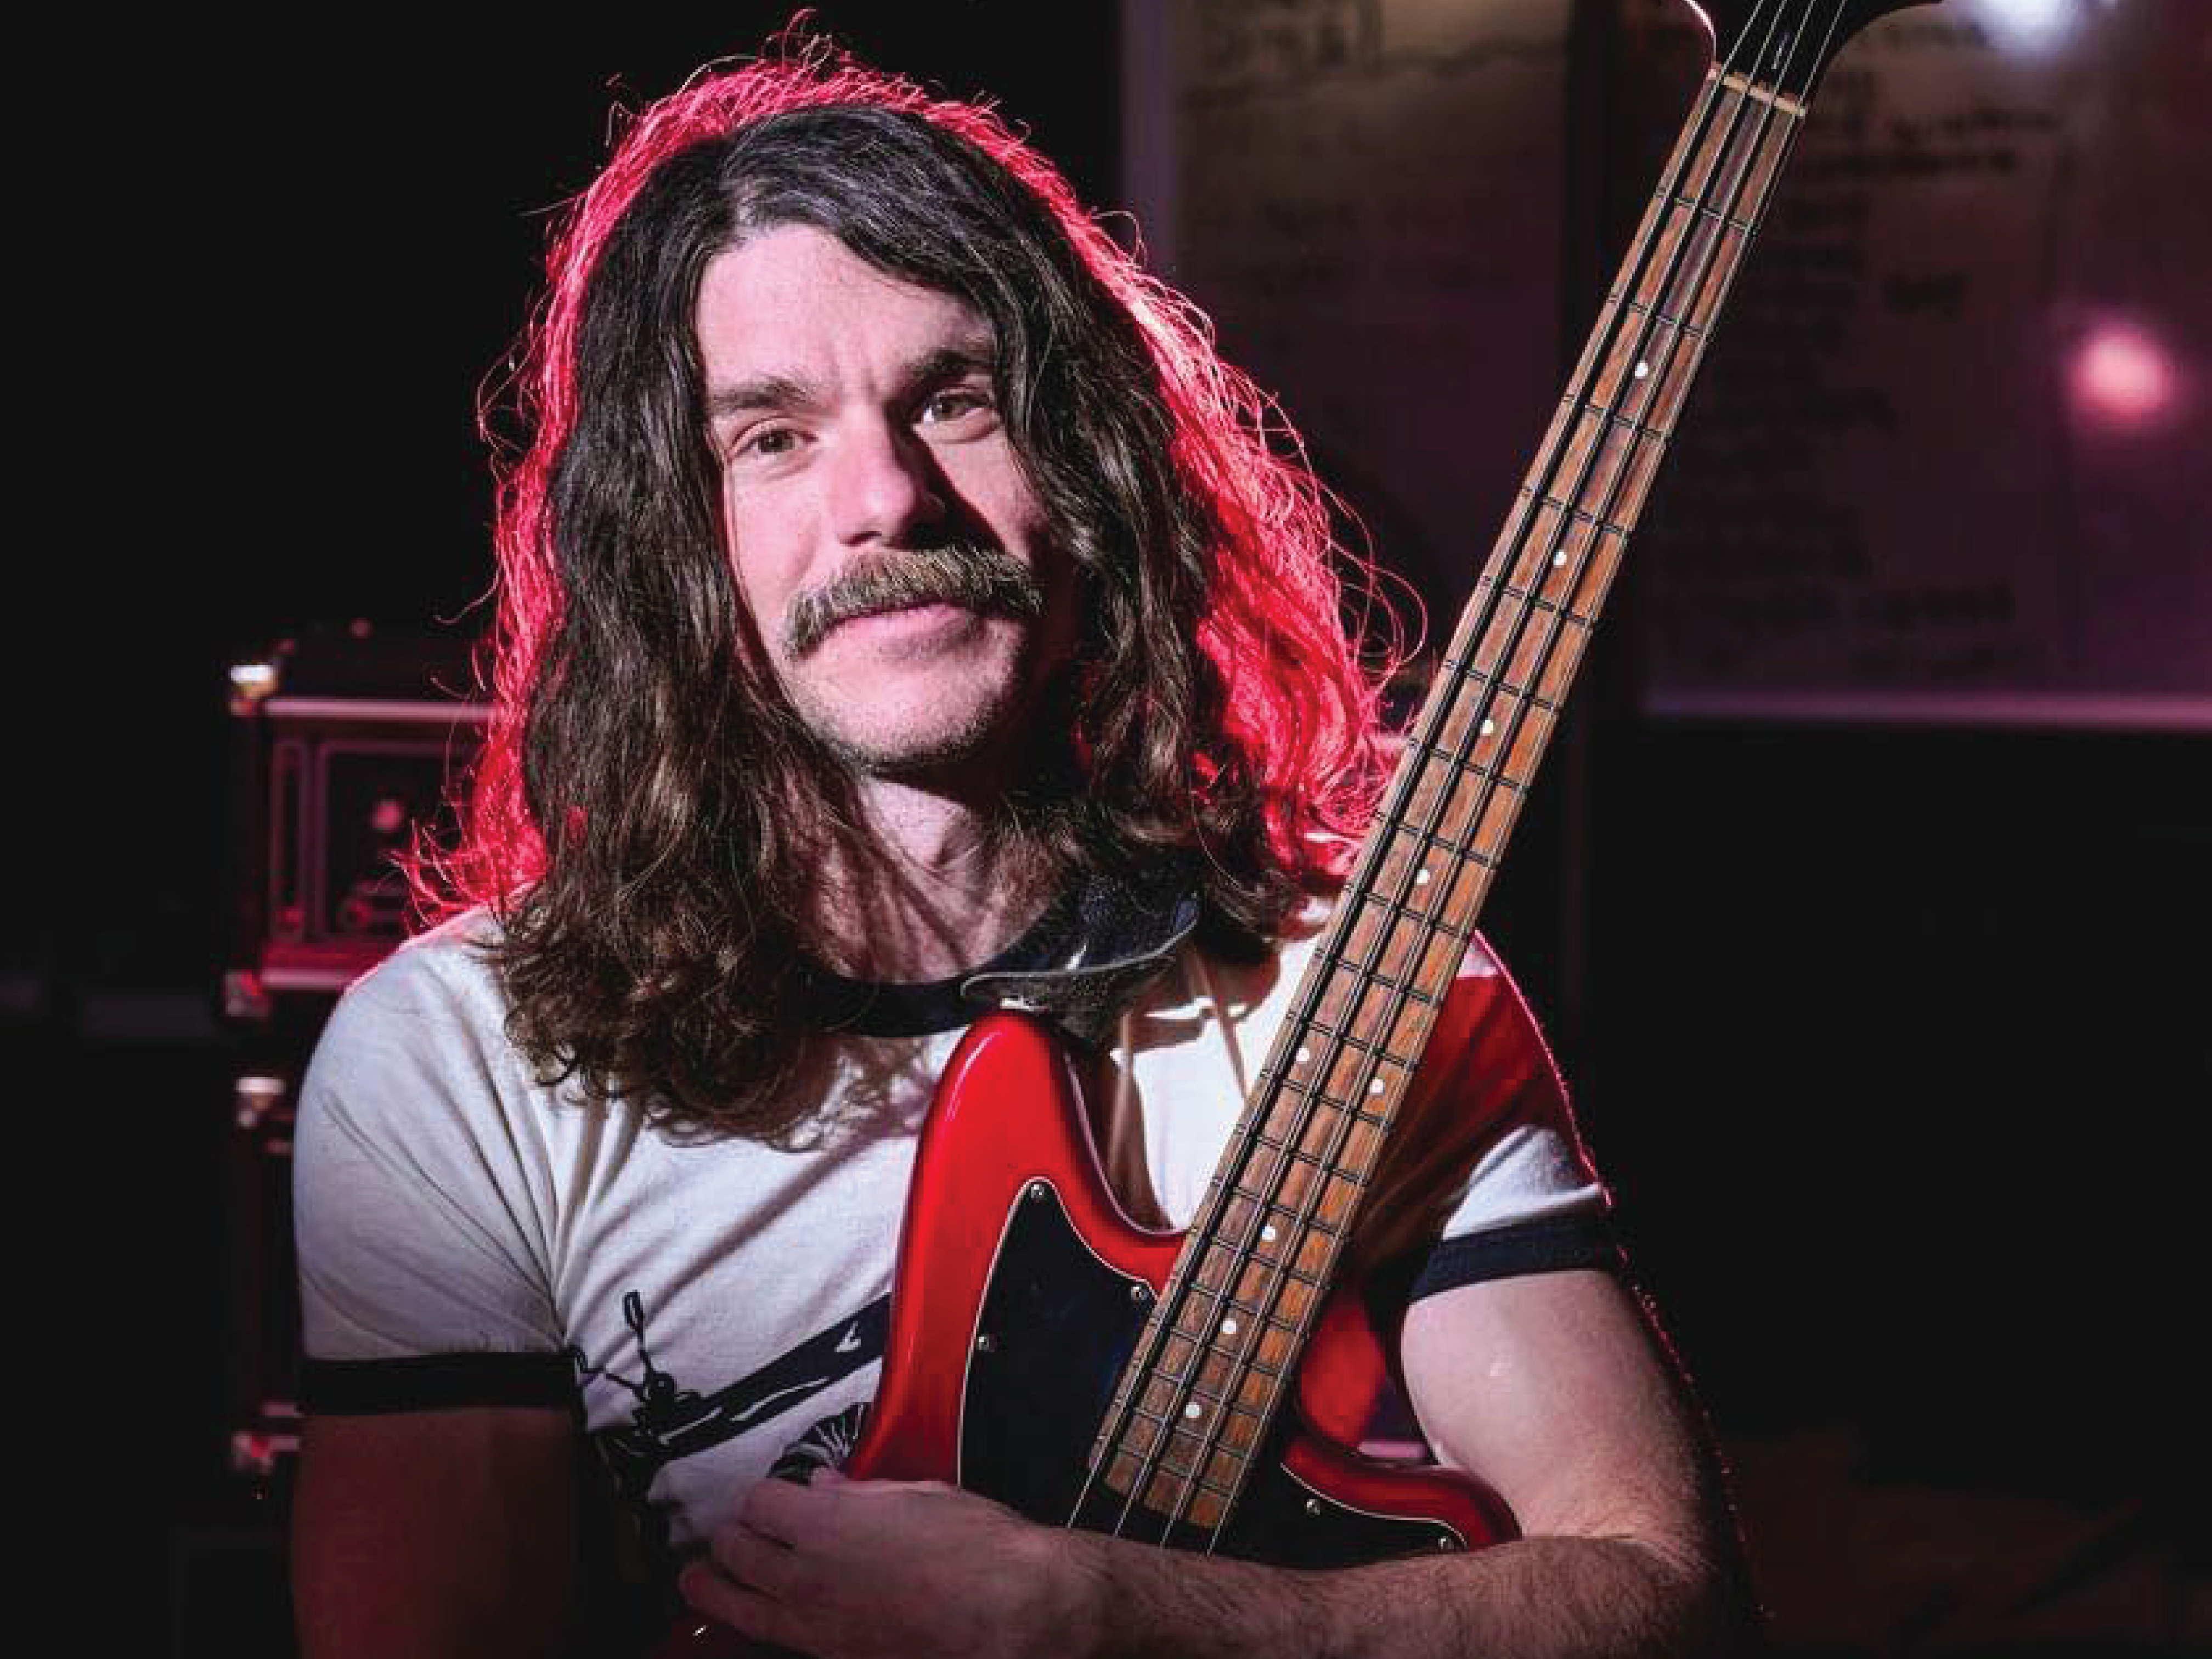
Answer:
xmin=571 ymin=1288 xmax=890 ymax=1504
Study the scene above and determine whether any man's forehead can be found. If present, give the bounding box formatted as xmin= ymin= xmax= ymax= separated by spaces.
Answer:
xmin=695 ymin=224 xmax=997 ymax=397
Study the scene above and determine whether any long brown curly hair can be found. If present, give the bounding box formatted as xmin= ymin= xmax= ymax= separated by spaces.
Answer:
xmin=427 ymin=41 xmax=1403 ymax=1139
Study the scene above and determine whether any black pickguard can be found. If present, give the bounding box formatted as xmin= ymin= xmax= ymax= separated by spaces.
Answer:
xmin=957 ymin=1180 xmax=1465 ymax=1565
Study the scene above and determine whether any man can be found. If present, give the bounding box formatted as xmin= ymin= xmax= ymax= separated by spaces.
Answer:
xmin=292 ymin=42 xmax=1752 ymax=1659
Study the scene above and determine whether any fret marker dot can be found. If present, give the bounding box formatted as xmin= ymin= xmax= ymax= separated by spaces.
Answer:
xmin=1369 ymin=1077 xmax=1386 ymax=1095
xmin=1552 ymin=549 xmax=1568 ymax=568
xmin=1415 ymin=868 xmax=1432 ymax=886
xmin=1294 ymin=1045 xmax=1311 ymax=1064
xmin=1480 ymin=718 xmax=1496 ymax=736
xmin=1184 ymin=1402 xmax=1203 ymax=1420
xmin=1633 ymin=360 xmax=1651 ymax=380
xmin=1221 ymin=1317 xmax=1239 ymax=1336
xmin=1260 ymin=1223 xmax=1278 ymax=1243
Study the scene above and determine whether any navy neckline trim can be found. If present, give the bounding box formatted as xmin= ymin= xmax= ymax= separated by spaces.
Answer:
xmin=794 ymin=885 xmax=1088 ymax=1039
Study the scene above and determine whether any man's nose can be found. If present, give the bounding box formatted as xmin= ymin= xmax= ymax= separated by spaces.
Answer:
xmin=825 ymin=419 xmax=946 ymax=546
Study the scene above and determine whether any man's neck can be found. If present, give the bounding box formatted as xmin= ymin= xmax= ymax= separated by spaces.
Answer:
xmin=806 ymin=772 xmax=1057 ymax=984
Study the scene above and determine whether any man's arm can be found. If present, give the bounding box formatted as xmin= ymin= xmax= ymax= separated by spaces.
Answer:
xmin=682 ymin=1267 xmax=1754 ymax=1659
xmin=292 ymin=1407 xmax=580 ymax=1659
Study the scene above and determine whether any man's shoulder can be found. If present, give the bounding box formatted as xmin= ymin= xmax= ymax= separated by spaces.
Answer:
xmin=337 ymin=905 xmax=507 ymax=1017
xmin=304 ymin=906 xmax=518 ymax=1093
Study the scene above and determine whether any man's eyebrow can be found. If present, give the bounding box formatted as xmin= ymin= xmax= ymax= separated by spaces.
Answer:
xmin=701 ymin=339 xmax=999 ymax=426
xmin=703 ymin=373 xmax=815 ymax=425
xmin=901 ymin=341 xmax=999 ymax=393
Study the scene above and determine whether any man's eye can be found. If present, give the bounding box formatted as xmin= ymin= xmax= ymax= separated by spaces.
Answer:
xmin=919 ymin=388 xmax=993 ymax=425
xmin=737 ymin=425 xmax=800 ymax=459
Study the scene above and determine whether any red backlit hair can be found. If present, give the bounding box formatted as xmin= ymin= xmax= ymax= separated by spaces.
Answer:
xmin=432 ymin=36 xmax=1403 ymax=1136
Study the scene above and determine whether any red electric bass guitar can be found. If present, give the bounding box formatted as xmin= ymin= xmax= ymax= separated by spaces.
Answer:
xmin=677 ymin=0 xmax=1927 ymax=1642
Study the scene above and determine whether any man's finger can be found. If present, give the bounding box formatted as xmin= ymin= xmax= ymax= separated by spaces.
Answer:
xmin=740 ymin=1471 xmax=825 ymax=1542
xmin=713 ymin=1524 xmax=810 ymax=1604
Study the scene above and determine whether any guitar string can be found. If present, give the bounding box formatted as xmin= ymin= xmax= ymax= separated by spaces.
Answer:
xmin=1066 ymin=0 xmax=1804 ymax=1549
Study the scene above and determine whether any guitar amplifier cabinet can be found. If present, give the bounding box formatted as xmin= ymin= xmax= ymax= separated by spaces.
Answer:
xmin=226 ymin=626 xmax=487 ymax=1007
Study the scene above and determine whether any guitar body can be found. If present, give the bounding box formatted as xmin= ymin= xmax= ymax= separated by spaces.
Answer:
xmin=848 ymin=1013 xmax=1515 ymax=1561
xmin=660 ymin=1011 xmax=1514 ymax=1657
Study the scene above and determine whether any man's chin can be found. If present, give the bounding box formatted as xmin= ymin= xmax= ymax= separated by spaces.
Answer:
xmin=807 ymin=713 xmax=1011 ymax=785
xmin=777 ymin=647 xmax=1047 ymax=786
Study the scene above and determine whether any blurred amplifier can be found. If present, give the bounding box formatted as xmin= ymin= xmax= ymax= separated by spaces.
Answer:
xmin=226 ymin=625 xmax=488 ymax=1006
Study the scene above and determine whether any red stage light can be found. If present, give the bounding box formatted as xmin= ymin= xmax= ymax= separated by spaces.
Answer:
xmin=2067 ymin=317 xmax=2184 ymax=433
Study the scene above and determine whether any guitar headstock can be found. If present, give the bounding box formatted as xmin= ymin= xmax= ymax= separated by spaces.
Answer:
xmin=1690 ymin=0 xmax=1939 ymax=102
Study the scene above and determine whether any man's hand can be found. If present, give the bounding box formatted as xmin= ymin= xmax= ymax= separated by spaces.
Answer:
xmin=678 ymin=1272 xmax=1747 ymax=1659
xmin=680 ymin=1471 xmax=1107 ymax=1659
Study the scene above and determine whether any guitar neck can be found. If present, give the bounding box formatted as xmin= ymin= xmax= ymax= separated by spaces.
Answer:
xmin=1087 ymin=0 xmax=1923 ymax=1536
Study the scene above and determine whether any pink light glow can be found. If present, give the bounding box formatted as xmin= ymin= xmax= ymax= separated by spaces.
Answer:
xmin=2068 ymin=319 xmax=2183 ymax=431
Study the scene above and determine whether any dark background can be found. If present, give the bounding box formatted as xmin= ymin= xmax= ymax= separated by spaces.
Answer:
xmin=17 ymin=2 xmax=2204 ymax=1651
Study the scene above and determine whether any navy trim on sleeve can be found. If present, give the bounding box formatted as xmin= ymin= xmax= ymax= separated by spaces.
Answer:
xmin=1408 ymin=1213 xmax=1623 ymax=1302
xmin=301 ymin=1352 xmax=577 ymax=1415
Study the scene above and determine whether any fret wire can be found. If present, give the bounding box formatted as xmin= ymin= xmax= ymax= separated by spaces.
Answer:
xmin=1252 ymin=1011 xmax=1438 ymax=1058
xmin=1317 ymin=964 xmax=1442 ymax=1005
xmin=1514 ymin=488 xmax=1637 ymax=539
xmin=1260 ymin=1078 xmax=1397 ymax=1127
xmin=1208 ymin=1178 xmax=1360 ymax=1228
xmin=1166 ymin=1356 xmax=1285 ymax=1387
xmin=1208 ymin=1202 xmax=1347 ymax=1244
xmin=1256 ymin=1022 xmax=1371 ymax=1057
xmin=1265 ymin=1022 xmax=1433 ymax=1070
xmin=1601 ymin=296 xmax=1707 ymax=338
xmin=1237 ymin=1132 xmax=1376 ymax=1179
xmin=1326 ymin=919 xmax=1463 ymax=977
xmin=1462 ymin=580 xmax=1597 ymax=629
xmin=1191 ymin=1252 xmax=1328 ymax=1293
xmin=1437 ymin=675 xmax=1561 ymax=716
xmin=1667 ymin=194 xmax=1757 ymax=232
xmin=1255 ymin=1065 xmax=1421 ymax=1105
xmin=1128 ymin=1389 xmax=1271 ymax=1430
xmin=1380 ymin=824 xmax=1497 ymax=867
xmin=1395 ymin=738 xmax=1531 ymax=797
xmin=1352 ymin=890 xmax=1477 ymax=946
xmin=1101 ymin=1433 xmax=1256 ymax=1495
xmin=1249 ymin=1014 xmax=1429 ymax=1065
xmin=1160 ymin=1331 xmax=1290 ymax=1378
xmin=1160 ymin=1292 xmax=1306 ymax=1333
xmin=1575 ymin=401 xmax=1671 ymax=442
xmin=1104 ymin=1460 xmax=1244 ymax=1509
xmin=1409 ymin=661 xmax=1568 ymax=720
xmin=1395 ymin=723 xmax=1538 ymax=790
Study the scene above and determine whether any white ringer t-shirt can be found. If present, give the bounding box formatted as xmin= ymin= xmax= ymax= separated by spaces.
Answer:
xmin=293 ymin=897 xmax=1612 ymax=1562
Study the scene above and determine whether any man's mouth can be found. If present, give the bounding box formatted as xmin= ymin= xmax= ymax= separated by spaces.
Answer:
xmin=823 ymin=599 xmax=975 ymax=640
xmin=785 ymin=546 xmax=1044 ymax=658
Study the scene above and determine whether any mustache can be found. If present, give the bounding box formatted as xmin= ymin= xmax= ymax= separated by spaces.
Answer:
xmin=782 ymin=543 xmax=1046 ymax=658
